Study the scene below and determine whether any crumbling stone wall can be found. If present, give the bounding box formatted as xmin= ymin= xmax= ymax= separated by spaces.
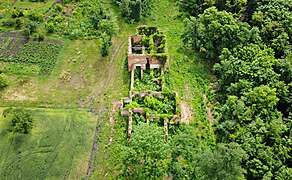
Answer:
xmin=122 ymin=26 xmax=181 ymax=140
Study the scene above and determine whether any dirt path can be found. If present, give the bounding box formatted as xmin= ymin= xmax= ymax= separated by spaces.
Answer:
xmin=108 ymin=101 xmax=122 ymax=146
xmin=86 ymin=107 xmax=106 ymax=179
xmin=103 ymin=101 xmax=122 ymax=178
xmin=180 ymin=101 xmax=192 ymax=124
xmin=86 ymin=37 xmax=126 ymax=179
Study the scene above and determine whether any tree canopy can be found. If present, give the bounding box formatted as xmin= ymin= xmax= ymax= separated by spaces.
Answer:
xmin=115 ymin=0 xmax=153 ymax=22
xmin=181 ymin=0 xmax=292 ymax=179
xmin=3 ymin=108 xmax=34 ymax=134
xmin=120 ymin=123 xmax=169 ymax=179
xmin=213 ymin=44 xmax=280 ymax=95
xmin=183 ymin=7 xmax=260 ymax=60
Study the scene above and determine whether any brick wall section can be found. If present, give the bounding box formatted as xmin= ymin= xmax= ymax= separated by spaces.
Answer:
xmin=128 ymin=54 xmax=148 ymax=71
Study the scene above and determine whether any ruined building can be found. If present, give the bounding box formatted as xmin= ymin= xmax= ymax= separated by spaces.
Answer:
xmin=121 ymin=26 xmax=181 ymax=141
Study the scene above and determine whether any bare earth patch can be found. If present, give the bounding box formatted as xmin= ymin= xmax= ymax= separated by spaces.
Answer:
xmin=5 ymin=90 xmax=36 ymax=102
xmin=180 ymin=101 xmax=193 ymax=125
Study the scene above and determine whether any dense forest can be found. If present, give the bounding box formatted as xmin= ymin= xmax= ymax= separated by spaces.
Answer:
xmin=180 ymin=0 xmax=292 ymax=179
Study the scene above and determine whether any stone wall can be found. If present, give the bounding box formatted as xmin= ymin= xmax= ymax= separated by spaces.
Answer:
xmin=128 ymin=54 xmax=148 ymax=71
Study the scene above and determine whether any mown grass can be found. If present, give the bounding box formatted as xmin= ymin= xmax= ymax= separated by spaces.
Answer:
xmin=0 ymin=108 xmax=97 ymax=179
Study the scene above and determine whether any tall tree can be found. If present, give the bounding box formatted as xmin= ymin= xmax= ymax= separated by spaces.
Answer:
xmin=116 ymin=0 xmax=153 ymax=22
xmin=183 ymin=7 xmax=259 ymax=60
xmin=215 ymin=85 xmax=291 ymax=179
xmin=3 ymin=108 xmax=34 ymax=134
xmin=195 ymin=142 xmax=247 ymax=180
xmin=250 ymin=0 xmax=292 ymax=58
xmin=213 ymin=44 xmax=280 ymax=96
xmin=169 ymin=128 xmax=206 ymax=179
xmin=178 ymin=0 xmax=214 ymax=17
xmin=274 ymin=54 xmax=292 ymax=117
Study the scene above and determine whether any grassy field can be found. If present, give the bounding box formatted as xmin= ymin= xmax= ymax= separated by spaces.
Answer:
xmin=0 ymin=108 xmax=97 ymax=179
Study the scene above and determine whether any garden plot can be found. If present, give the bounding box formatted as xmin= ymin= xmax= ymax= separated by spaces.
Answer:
xmin=0 ymin=31 xmax=62 ymax=76
xmin=0 ymin=32 xmax=27 ymax=54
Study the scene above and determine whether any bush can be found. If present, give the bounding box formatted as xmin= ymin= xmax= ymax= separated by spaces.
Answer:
xmin=25 ymin=21 xmax=37 ymax=35
xmin=3 ymin=108 xmax=34 ymax=134
xmin=38 ymin=33 xmax=44 ymax=41
xmin=101 ymin=33 xmax=112 ymax=57
xmin=69 ymin=29 xmax=83 ymax=40
xmin=2 ymin=19 xmax=15 ymax=27
xmin=118 ymin=0 xmax=153 ymax=22
xmin=55 ymin=4 xmax=63 ymax=12
xmin=11 ymin=9 xmax=24 ymax=18
xmin=15 ymin=18 xmax=22 ymax=27
xmin=46 ymin=22 xmax=55 ymax=33
xmin=0 ymin=73 xmax=9 ymax=88
xmin=23 ymin=28 xmax=31 ymax=38
xmin=32 ymin=33 xmax=45 ymax=41
xmin=28 ymin=10 xmax=44 ymax=22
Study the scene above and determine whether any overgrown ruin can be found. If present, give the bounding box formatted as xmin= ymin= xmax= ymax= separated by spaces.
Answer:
xmin=121 ymin=26 xmax=181 ymax=141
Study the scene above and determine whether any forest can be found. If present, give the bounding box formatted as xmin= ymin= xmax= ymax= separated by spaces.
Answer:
xmin=0 ymin=0 xmax=291 ymax=179
xmin=180 ymin=0 xmax=292 ymax=179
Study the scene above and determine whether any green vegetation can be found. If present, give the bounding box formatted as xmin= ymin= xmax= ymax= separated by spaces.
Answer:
xmin=14 ymin=42 xmax=61 ymax=76
xmin=90 ymin=1 xmax=214 ymax=177
xmin=183 ymin=6 xmax=260 ymax=61
xmin=114 ymin=0 xmax=153 ymax=22
xmin=0 ymin=73 xmax=9 ymax=88
xmin=0 ymin=0 xmax=290 ymax=179
xmin=134 ymin=68 xmax=162 ymax=91
xmin=100 ymin=33 xmax=112 ymax=57
xmin=179 ymin=0 xmax=292 ymax=59
xmin=120 ymin=123 xmax=169 ymax=179
xmin=0 ymin=1 xmax=129 ymax=178
xmin=3 ymin=108 xmax=34 ymax=134
xmin=131 ymin=94 xmax=177 ymax=115
xmin=181 ymin=0 xmax=292 ymax=179
xmin=1 ymin=41 xmax=62 ymax=76
xmin=0 ymin=108 xmax=96 ymax=179
xmin=0 ymin=0 xmax=118 ymax=56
